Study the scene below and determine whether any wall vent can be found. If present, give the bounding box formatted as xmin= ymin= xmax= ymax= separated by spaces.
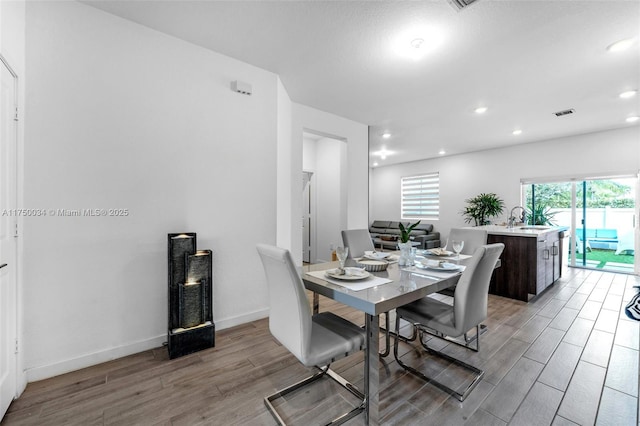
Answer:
xmin=554 ymin=108 xmax=575 ymax=117
xmin=447 ymin=0 xmax=480 ymax=11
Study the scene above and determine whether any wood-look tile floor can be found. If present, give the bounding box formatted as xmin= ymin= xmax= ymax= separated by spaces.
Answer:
xmin=2 ymin=266 xmax=639 ymax=425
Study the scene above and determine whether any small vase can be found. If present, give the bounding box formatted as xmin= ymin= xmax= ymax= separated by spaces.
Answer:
xmin=398 ymin=242 xmax=413 ymax=266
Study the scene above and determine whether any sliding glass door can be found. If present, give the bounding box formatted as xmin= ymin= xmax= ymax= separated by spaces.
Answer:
xmin=524 ymin=176 xmax=637 ymax=274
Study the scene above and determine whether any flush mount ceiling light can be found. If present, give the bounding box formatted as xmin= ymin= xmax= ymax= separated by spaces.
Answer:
xmin=626 ymin=116 xmax=640 ymax=123
xmin=411 ymin=38 xmax=425 ymax=49
xmin=373 ymin=162 xmax=379 ymax=167
xmin=607 ymin=38 xmax=636 ymax=52
xmin=438 ymin=149 xmax=446 ymax=155
xmin=474 ymin=106 xmax=488 ymax=114
xmin=620 ymin=90 xmax=638 ymax=99
xmin=393 ymin=26 xmax=444 ymax=60
xmin=382 ymin=132 xmax=391 ymax=139
xmin=512 ymin=129 xmax=522 ymax=135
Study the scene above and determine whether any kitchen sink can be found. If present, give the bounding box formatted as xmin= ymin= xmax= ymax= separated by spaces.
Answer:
xmin=518 ymin=226 xmax=550 ymax=230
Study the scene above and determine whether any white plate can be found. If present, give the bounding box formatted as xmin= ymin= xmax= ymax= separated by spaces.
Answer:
xmin=325 ymin=267 xmax=371 ymax=280
xmin=415 ymin=262 xmax=461 ymax=271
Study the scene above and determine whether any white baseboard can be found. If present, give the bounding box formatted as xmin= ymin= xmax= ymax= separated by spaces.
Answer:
xmin=25 ymin=308 xmax=270 ymax=383
xmin=25 ymin=334 xmax=167 ymax=382
xmin=215 ymin=307 xmax=269 ymax=330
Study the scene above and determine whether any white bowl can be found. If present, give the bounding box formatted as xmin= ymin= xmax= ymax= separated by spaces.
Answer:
xmin=356 ymin=259 xmax=389 ymax=272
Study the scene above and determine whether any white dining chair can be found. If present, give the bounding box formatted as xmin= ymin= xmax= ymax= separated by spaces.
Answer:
xmin=341 ymin=229 xmax=375 ymax=259
xmin=256 ymin=243 xmax=366 ymax=425
xmin=438 ymin=227 xmax=489 ymax=297
xmin=393 ymin=243 xmax=504 ymax=401
xmin=447 ymin=227 xmax=488 ymax=255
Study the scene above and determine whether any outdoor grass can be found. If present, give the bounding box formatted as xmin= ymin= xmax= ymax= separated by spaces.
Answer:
xmin=570 ymin=248 xmax=634 ymax=269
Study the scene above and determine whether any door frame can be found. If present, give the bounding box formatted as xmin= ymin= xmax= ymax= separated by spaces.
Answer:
xmin=0 ymin=52 xmax=19 ymax=420
xmin=523 ymin=174 xmax=639 ymax=274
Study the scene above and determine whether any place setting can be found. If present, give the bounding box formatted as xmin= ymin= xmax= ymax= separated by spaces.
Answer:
xmin=305 ymin=247 xmax=393 ymax=291
xmin=419 ymin=239 xmax=471 ymax=261
xmin=407 ymin=255 xmax=466 ymax=279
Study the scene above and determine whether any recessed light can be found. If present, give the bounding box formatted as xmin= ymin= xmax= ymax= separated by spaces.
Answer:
xmin=626 ymin=116 xmax=639 ymax=123
xmin=373 ymin=148 xmax=393 ymax=159
xmin=382 ymin=132 xmax=391 ymax=139
xmin=512 ymin=129 xmax=522 ymax=135
xmin=607 ymin=38 xmax=635 ymax=52
xmin=474 ymin=106 xmax=488 ymax=114
xmin=620 ymin=90 xmax=638 ymax=99
xmin=438 ymin=149 xmax=446 ymax=155
xmin=373 ymin=162 xmax=379 ymax=167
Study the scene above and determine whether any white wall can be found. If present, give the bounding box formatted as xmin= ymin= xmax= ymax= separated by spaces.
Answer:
xmin=24 ymin=1 xmax=279 ymax=380
xmin=21 ymin=0 xmax=370 ymax=383
xmin=276 ymin=77 xmax=293 ymax=253
xmin=371 ymin=126 xmax=640 ymax=244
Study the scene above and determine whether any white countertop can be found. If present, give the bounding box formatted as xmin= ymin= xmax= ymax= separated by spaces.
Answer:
xmin=469 ymin=225 xmax=568 ymax=237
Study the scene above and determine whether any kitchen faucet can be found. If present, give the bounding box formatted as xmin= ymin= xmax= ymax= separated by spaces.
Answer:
xmin=508 ymin=206 xmax=526 ymax=228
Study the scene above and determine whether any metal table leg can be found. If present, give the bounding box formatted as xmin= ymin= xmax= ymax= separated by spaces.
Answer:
xmin=364 ymin=313 xmax=380 ymax=425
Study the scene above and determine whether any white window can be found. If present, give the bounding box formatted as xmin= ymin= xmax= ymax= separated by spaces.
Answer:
xmin=401 ymin=172 xmax=439 ymax=220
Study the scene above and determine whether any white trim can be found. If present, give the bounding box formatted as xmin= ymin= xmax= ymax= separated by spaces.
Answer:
xmin=26 ymin=334 xmax=166 ymax=382
xmin=25 ymin=308 xmax=270 ymax=382
xmin=521 ymin=171 xmax=639 ymax=184
xmin=215 ymin=307 xmax=269 ymax=330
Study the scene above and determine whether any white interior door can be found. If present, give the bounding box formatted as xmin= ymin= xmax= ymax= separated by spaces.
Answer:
xmin=0 ymin=54 xmax=18 ymax=420
xmin=302 ymin=172 xmax=313 ymax=263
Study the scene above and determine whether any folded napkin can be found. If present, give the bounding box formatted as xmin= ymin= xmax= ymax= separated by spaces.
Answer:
xmin=363 ymin=250 xmax=390 ymax=260
xmin=427 ymin=247 xmax=450 ymax=256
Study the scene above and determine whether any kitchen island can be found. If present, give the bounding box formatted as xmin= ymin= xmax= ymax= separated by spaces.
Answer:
xmin=471 ymin=225 xmax=568 ymax=302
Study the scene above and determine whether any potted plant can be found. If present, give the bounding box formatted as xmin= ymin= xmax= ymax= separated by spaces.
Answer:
xmin=398 ymin=220 xmax=421 ymax=243
xmin=526 ymin=204 xmax=557 ymax=226
xmin=397 ymin=220 xmax=420 ymax=266
xmin=462 ymin=193 xmax=505 ymax=226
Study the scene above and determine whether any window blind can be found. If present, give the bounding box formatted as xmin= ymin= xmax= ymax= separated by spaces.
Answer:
xmin=401 ymin=172 xmax=439 ymax=220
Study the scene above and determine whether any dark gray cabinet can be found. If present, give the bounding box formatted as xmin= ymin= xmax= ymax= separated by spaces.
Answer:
xmin=489 ymin=230 xmax=564 ymax=302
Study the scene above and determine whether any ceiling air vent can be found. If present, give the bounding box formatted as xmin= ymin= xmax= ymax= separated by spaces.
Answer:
xmin=447 ymin=0 xmax=480 ymax=11
xmin=554 ymin=108 xmax=575 ymax=117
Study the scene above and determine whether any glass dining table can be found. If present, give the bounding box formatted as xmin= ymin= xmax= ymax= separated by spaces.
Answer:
xmin=302 ymin=251 xmax=472 ymax=425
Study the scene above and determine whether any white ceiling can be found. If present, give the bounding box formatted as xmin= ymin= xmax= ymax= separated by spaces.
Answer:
xmin=84 ymin=0 xmax=640 ymax=166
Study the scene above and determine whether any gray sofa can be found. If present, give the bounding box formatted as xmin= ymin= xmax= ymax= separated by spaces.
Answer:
xmin=369 ymin=220 xmax=441 ymax=250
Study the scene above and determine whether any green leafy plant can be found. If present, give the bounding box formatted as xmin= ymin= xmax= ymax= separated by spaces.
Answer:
xmin=462 ymin=193 xmax=505 ymax=226
xmin=398 ymin=220 xmax=421 ymax=243
xmin=526 ymin=204 xmax=557 ymax=226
